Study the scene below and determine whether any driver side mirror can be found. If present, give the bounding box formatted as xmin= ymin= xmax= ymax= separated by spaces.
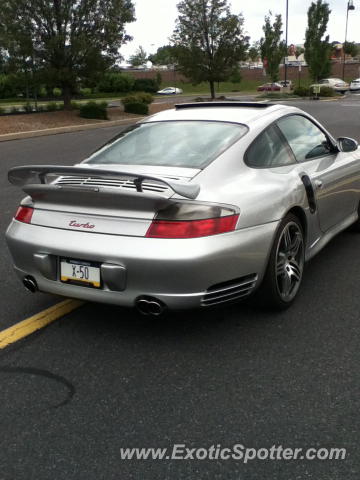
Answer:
xmin=337 ymin=137 xmax=358 ymax=152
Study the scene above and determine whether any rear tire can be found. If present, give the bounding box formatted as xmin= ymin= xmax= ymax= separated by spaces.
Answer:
xmin=257 ymin=214 xmax=305 ymax=310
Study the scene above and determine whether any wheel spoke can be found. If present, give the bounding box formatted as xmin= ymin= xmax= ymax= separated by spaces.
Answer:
xmin=289 ymin=260 xmax=302 ymax=282
xmin=289 ymin=232 xmax=302 ymax=257
xmin=276 ymin=252 xmax=286 ymax=276
xmin=283 ymin=226 xmax=292 ymax=251
xmin=282 ymin=272 xmax=292 ymax=296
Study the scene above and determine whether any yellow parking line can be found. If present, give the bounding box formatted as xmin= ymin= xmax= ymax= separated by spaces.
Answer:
xmin=0 ymin=299 xmax=84 ymax=349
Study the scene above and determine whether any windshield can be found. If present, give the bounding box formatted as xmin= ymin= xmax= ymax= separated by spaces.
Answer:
xmin=86 ymin=121 xmax=247 ymax=169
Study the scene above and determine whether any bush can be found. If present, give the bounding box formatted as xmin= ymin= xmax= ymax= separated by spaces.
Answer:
xmin=23 ymin=103 xmax=33 ymax=113
xmin=122 ymin=92 xmax=153 ymax=105
xmin=133 ymin=78 xmax=158 ymax=93
xmin=46 ymin=102 xmax=58 ymax=111
xmin=53 ymin=87 xmax=62 ymax=97
xmin=0 ymin=74 xmax=23 ymax=98
xmin=98 ymin=73 xmax=135 ymax=93
xmin=293 ymin=86 xmax=310 ymax=96
xmin=79 ymin=87 xmax=92 ymax=97
xmin=319 ymin=86 xmax=335 ymax=97
xmin=10 ymin=106 xmax=19 ymax=114
xmin=71 ymin=101 xmax=80 ymax=110
xmin=38 ymin=87 xmax=47 ymax=98
xmin=0 ymin=106 xmax=5 ymax=115
xmin=79 ymin=101 xmax=108 ymax=119
xmin=124 ymin=102 xmax=149 ymax=115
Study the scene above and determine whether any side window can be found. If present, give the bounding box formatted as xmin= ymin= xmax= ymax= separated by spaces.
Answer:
xmin=277 ymin=115 xmax=333 ymax=162
xmin=246 ymin=125 xmax=295 ymax=168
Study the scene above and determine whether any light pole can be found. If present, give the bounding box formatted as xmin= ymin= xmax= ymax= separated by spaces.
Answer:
xmin=342 ymin=0 xmax=355 ymax=80
xmin=284 ymin=0 xmax=289 ymax=86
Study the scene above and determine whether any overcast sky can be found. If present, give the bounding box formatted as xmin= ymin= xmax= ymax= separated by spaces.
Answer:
xmin=120 ymin=0 xmax=360 ymax=61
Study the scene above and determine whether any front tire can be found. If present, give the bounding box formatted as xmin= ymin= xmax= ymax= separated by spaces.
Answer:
xmin=257 ymin=214 xmax=305 ymax=310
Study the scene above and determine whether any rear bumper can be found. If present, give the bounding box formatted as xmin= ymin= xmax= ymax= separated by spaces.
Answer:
xmin=6 ymin=220 xmax=278 ymax=309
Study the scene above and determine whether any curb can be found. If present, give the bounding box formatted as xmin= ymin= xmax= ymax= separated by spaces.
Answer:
xmin=0 ymin=116 xmax=144 ymax=143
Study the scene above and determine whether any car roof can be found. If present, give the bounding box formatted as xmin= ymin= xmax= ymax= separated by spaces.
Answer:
xmin=144 ymin=102 xmax=296 ymax=126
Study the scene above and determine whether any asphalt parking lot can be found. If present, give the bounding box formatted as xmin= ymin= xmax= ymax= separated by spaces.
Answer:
xmin=0 ymin=97 xmax=359 ymax=479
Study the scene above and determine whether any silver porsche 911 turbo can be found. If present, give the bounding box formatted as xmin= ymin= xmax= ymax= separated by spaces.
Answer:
xmin=6 ymin=102 xmax=360 ymax=314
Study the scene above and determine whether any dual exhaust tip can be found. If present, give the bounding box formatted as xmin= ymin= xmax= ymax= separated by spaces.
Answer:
xmin=23 ymin=276 xmax=166 ymax=316
xmin=23 ymin=276 xmax=38 ymax=293
xmin=135 ymin=297 xmax=167 ymax=316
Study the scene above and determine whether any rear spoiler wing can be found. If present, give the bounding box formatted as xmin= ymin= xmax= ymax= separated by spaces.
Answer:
xmin=8 ymin=165 xmax=200 ymax=200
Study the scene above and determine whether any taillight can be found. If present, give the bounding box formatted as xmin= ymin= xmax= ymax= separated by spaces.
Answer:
xmin=146 ymin=202 xmax=239 ymax=239
xmin=14 ymin=206 xmax=34 ymax=224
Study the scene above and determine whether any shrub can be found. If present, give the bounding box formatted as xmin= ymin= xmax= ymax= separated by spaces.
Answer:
xmin=10 ymin=106 xmax=19 ymax=114
xmin=23 ymin=103 xmax=33 ymax=113
xmin=46 ymin=102 xmax=58 ymax=111
xmin=0 ymin=106 xmax=5 ymax=115
xmin=124 ymin=102 xmax=149 ymax=115
xmin=79 ymin=87 xmax=92 ymax=97
xmin=38 ymin=87 xmax=47 ymax=98
xmin=53 ymin=87 xmax=62 ymax=97
xmin=319 ymin=86 xmax=335 ymax=97
xmin=71 ymin=101 xmax=80 ymax=110
xmin=36 ymin=105 xmax=45 ymax=112
xmin=122 ymin=92 xmax=153 ymax=105
xmin=133 ymin=78 xmax=158 ymax=93
xmin=135 ymin=92 xmax=153 ymax=104
xmin=0 ymin=73 xmax=23 ymax=98
xmin=293 ymin=86 xmax=310 ymax=97
xmin=79 ymin=101 xmax=108 ymax=119
xmin=98 ymin=72 xmax=135 ymax=93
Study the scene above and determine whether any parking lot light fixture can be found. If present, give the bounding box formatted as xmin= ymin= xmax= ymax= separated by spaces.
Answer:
xmin=342 ymin=0 xmax=355 ymax=80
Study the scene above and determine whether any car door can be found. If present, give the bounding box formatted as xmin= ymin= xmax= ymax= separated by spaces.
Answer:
xmin=277 ymin=114 xmax=360 ymax=232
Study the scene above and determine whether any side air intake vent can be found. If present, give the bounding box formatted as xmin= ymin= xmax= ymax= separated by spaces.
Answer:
xmin=201 ymin=273 xmax=258 ymax=306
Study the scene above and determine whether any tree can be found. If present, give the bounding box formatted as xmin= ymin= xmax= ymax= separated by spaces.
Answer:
xmin=304 ymin=0 xmax=332 ymax=82
xmin=172 ymin=0 xmax=249 ymax=99
xmin=343 ymin=41 xmax=359 ymax=58
xmin=129 ymin=46 xmax=147 ymax=67
xmin=148 ymin=45 xmax=177 ymax=66
xmin=260 ymin=13 xmax=287 ymax=82
xmin=295 ymin=47 xmax=305 ymax=59
xmin=0 ymin=0 xmax=135 ymax=109
xmin=248 ymin=42 xmax=260 ymax=62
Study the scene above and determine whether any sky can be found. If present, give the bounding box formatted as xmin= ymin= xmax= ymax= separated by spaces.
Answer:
xmin=120 ymin=0 xmax=360 ymax=61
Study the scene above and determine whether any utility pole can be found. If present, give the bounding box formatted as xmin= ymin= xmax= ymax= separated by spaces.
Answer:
xmin=284 ymin=0 xmax=289 ymax=85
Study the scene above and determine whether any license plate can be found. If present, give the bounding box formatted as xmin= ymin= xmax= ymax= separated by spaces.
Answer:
xmin=60 ymin=258 xmax=101 ymax=288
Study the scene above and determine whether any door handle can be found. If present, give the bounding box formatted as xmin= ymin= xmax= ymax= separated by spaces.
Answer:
xmin=314 ymin=180 xmax=323 ymax=189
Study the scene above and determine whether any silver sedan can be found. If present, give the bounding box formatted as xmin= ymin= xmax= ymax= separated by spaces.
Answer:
xmin=6 ymin=102 xmax=360 ymax=314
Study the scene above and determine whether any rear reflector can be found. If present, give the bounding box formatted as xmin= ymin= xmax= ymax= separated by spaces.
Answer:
xmin=14 ymin=206 xmax=34 ymax=224
xmin=146 ymin=214 xmax=239 ymax=238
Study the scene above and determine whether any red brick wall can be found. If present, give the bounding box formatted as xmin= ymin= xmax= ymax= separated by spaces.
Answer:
xmin=128 ymin=63 xmax=360 ymax=83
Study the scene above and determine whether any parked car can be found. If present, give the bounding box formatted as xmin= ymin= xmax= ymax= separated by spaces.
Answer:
xmin=257 ymin=83 xmax=282 ymax=92
xmin=157 ymin=87 xmax=183 ymax=95
xmin=279 ymin=80 xmax=293 ymax=89
xmin=6 ymin=103 xmax=360 ymax=314
xmin=310 ymin=78 xmax=349 ymax=93
xmin=349 ymin=78 xmax=360 ymax=92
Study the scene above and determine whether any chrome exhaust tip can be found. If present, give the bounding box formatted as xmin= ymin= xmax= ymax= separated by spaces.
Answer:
xmin=23 ymin=276 xmax=38 ymax=293
xmin=135 ymin=297 xmax=167 ymax=316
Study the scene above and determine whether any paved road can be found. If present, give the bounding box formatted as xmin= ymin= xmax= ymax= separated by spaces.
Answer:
xmin=0 ymin=98 xmax=359 ymax=479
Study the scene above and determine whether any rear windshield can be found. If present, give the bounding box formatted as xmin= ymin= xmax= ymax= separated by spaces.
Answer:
xmin=86 ymin=121 xmax=247 ymax=169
